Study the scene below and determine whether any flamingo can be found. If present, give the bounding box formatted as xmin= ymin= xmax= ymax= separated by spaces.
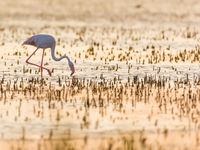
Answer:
xmin=22 ymin=34 xmax=75 ymax=79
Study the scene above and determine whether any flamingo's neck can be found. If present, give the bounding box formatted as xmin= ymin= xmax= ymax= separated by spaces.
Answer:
xmin=51 ymin=45 xmax=70 ymax=62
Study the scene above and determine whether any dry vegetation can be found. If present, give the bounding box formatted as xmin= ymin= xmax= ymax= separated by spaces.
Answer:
xmin=1 ymin=0 xmax=200 ymax=150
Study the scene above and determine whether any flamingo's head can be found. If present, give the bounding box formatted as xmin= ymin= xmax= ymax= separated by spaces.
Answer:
xmin=22 ymin=37 xmax=35 ymax=46
xmin=68 ymin=61 xmax=75 ymax=76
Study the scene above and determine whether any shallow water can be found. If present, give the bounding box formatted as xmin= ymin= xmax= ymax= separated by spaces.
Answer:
xmin=1 ymin=0 xmax=200 ymax=149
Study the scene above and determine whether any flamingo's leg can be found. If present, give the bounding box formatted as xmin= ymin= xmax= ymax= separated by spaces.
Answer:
xmin=25 ymin=48 xmax=52 ymax=77
xmin=40 ymin=49 xmax=45 ymax=79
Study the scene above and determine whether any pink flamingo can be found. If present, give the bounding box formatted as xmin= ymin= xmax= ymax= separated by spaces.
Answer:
xmin=22 ymin=34 xmax=75 ymax=79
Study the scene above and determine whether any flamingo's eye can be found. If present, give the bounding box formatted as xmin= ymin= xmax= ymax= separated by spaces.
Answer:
xmin=30 ymin=40 xmax=35 ymax=45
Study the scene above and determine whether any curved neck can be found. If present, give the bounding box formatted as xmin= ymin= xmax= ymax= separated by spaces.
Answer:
xmin=51 ymin=45 xmax=70 ymax=62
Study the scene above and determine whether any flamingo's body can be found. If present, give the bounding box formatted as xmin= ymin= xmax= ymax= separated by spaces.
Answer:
xmin=22 ymin=34 xmax=75 ymax=79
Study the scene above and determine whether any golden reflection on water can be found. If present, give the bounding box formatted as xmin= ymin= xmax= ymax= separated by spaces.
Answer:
xmin=1 ymin=0 xmax=200 ymax=149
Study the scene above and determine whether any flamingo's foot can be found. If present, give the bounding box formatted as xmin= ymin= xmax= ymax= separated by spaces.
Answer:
xmin=47 ymin=70 xmax=52 ymax=76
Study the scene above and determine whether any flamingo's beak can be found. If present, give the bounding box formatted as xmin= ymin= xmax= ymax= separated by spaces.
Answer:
xmin=22 ymin=38 xmax=35 ymax=46
xmin=22 ymin=41 xmax=27 ymax=45
xmin=22 ymin=40 xmax=30 ymax=46
xmin=70 ymin=64 xmax=75 ymax=76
